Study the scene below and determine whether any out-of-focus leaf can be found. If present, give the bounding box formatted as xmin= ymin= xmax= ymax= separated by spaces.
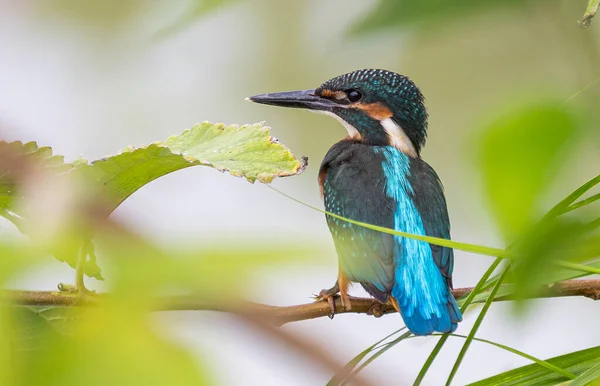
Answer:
xmin=511 ymin=218 xmax=593 ymax=301
xmin=0 ymin=141 xmax=71 ymax=226
xmin=351 ymin=0 xmax=528 ymax=35
xmin=155 ymin=0 xmax=239 ymax=39
xmin=37 ymin=0 xmax=148 ymax=32
xmin=478 ymin=104 xmax=582 ymax=240
xmin=468 ymin=346 xmax=600 ymax=386
xmin=20 ymin=307 xmax=210 ymax=386
xmin=10 ymin=306 xmax=76 ymax=352
xmin=78 ymin=122 xmax=306 ymax=215
xmin=0 ymin=142 xmax=102 ymax=279
xmin=2 ymin=123 xmax=304 ymax=279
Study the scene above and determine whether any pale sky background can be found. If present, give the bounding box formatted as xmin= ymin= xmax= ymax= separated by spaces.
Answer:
xmin=1 ymin=0 xmax=599 ymax=385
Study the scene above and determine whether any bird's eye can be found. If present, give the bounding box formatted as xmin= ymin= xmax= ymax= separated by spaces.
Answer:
xmin=347 ymin=89 xmax=363 ymax=102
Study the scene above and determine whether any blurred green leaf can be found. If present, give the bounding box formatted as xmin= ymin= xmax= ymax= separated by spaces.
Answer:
xmin=0 ymin=141 xmax=72 ymax=227
xmin=478 ymin=104 xmax=583 ymax=240
xmin=10 ymin=306 xmax=76 ymax=352
xmin=2 ymin=123 xmax=305 ymax=279
xmin=19 ymin=307 xmax=210 ymax=386
xmin=79 ymin=122 xmax=306 ymax=215
xmin=468 ymin=346 xmax=600 ymax=386
xmin=155 ymin=0 xmax=239 ymax=39
xmin=351 ymin=0 xmax=529 ymax=35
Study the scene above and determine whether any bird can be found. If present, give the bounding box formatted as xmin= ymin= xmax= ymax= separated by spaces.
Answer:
xmin=248 ymin=69 xmax=462 ymax=335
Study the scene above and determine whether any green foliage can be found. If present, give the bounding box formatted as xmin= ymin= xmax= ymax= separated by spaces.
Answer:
xmin=1 ymin=122 xmax=305 ymax=279
xmin=351 ymin=0 xmax=528 ymax=34
xmin=478 ymin=104 xmax=583 ymax=239
xmin=79 ymin=121 xmax=305 ymax=215
xmin=469 ymin=346 xmax=600 ymax=386
xmin=0 ymin=141 xmax=72 ymax=229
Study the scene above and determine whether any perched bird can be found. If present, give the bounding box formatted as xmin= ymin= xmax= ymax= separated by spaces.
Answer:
xmin=249 ymin=69 xmax=461 ymax=335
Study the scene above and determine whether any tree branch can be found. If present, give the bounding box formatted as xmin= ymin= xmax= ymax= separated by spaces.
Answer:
xmin=5 ymin=279 xmax=600 ymax=326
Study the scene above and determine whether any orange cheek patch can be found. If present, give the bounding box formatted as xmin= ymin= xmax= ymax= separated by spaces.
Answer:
xmin=355 ymin=102 xmax=393 ymax=120
xmin=320 ymin=89 xmax=336 ymax=98
xmin=319 ymin=89 xmax=346 ymax=100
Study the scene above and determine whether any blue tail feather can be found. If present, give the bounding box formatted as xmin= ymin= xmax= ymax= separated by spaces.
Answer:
xmin=394 ymin=283 xmax=462 ymax=336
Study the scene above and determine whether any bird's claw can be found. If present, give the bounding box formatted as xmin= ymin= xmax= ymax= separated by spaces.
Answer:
xmin=317 ymin=281 xmax=341 ymax=319
xmin=318 ymin=289 xmax=338 ymax=319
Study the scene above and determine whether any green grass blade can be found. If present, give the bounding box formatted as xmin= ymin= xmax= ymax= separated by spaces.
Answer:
xmin=352 ymin=331 xmax=413 ymax=376
xmin=561 ymin=193 xmax=600 ymax=214
xmin=326 ymin=329 xmax=404 ymax=386
xmin=443 ymin=334 xmax=576 ymax=380
xmin=553 ymin=260 xmax=600 ymax=275
xmin=268 ymin=186 xmax=509 ymax=257
xmin=544 ymin=175 xmax=600 ymax=220
xmin=569 ymin=362 xmax=600 ymax=386
xmin=445 ymin=265 xmax=512 ymax=386
xmin=269 ymin=187 xmax=600 ymax=277
xmin=414 ymin=257 xmax=504 ymax=385
xmin=468 ymin=346 xmax=600 ymax=386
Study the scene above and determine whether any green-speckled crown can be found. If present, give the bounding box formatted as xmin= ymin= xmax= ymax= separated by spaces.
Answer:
xmin=316 ymin=69 xmax=428 ymax=153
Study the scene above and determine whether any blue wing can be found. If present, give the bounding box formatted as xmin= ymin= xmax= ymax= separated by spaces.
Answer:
xmin=376 ymin=147 xmax=462 ymax=335
xmin=321 ymin=142 xmax=461 ymax=335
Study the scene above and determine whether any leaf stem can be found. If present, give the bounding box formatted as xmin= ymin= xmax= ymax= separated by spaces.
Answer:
xmin=75 ymin=240 xmax=90 ymax=293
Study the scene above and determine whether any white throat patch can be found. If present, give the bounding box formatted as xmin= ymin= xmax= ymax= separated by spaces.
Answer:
xmin=380 ymin=118 xmax=417 ymax=157
xmin=313 ymin=110 xmax=361 ymax=140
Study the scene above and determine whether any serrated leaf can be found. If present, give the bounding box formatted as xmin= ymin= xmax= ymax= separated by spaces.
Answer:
xmin=0 ymin=141 xmax=72 ymax=226
xmin=468 ymin=346 xmax=600 ymax=386
xmin=79 ymin=121 xmax=306 ymax=214
xmin=0 ymin=142 xmax=102 ymax=279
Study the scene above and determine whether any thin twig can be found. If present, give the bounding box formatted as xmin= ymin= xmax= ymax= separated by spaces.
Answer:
xmin=4 ymin=279 xmax=600 ymax=326
xmin=579 ymin=0 xmax=600 ymax=28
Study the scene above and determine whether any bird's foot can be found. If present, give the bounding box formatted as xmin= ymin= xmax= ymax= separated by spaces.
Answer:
xmin=315 ymin=283 xmax=353 ymax=320
xmin=316 ymin=281 xmax=342 ymax=319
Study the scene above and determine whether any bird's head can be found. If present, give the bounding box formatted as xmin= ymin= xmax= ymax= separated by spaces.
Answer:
xmin=248 ymin=69 xmax=428 ymax=157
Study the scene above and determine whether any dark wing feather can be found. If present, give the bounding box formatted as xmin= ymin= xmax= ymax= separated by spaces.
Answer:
xmin=408 ymin=159 xmax=454 ymax=288
xmin=320 ymin=141 xmax=396 ymax=301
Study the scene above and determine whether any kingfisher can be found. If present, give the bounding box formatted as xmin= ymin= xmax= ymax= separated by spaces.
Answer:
xmin=249 ymin=69 xmax=461 ymax=335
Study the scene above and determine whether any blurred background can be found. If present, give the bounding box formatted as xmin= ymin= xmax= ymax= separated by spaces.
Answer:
xmin=1 ymin=0 xmax=599 ymax=384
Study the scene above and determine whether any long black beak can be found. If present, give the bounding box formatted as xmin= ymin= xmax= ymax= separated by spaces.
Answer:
xmin=247 ymin=89 xmax=337 ymax=111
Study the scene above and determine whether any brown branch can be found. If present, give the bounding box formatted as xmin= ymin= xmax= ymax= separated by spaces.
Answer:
xmin=5 ymin=279 xmax=600 ymax=326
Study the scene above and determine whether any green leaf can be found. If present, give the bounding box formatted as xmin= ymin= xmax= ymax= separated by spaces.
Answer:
xmin=326 ymin=329 xmax=405 ymax=386
xmin=79 ymin=122 xmax=306 ymax=215
xmin=468 ymin=346 xmax=600 ymax=386
xmin=154 ymin=0 xmax=239 ymax=39
xmin=0 ymin=141 xmax=72 ymax=226
xmin=569 ymin=362 xmax=600 ymax=386
xmin=478 ymin=104 xmax=582 ymax=240
xmin=444 ymin=334 xmax=575 ymax=381
xmin=351 ymin=0 xmax=528 ymax=35
xmin=445 ymin=265 xmax=512 ymax=385
xmin=415 ymin=257 xmax=504 ymax=385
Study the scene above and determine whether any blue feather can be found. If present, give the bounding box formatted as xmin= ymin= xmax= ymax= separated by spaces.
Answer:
xmin=375 ymin=146 xmax=461 ymax=335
